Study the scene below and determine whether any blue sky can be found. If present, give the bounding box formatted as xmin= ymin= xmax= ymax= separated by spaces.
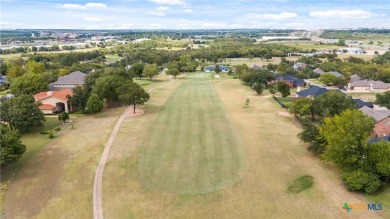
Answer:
xmin=1 ymin=0 xmax=389 ymax=29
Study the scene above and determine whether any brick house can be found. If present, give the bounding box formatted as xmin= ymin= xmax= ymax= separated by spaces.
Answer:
xmin=275 ymin=75 xmax=304 ymax=88
xmin=33 ymin=89 xmax=73 ymax=114
xmin=359 ymin=106 xmax=390 ymax=137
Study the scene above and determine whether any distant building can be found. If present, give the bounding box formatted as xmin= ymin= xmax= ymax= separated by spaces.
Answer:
xmin=275 ymin=75 xmax=304 ymax=88
xmin=296 ymin=86 xmax=329 ymax=98
xmin=250 ymin=65 xmax=263 ymax=70
xmin=49 ymin=71 xmax=87 ymax=91
xmin=293 ymin=62 xmax=306 ymax=70
xmin=313 ymin=68 xmax=325 ymax=75
xmin=327 ymin=71 xmax=343 ymax=78
xmin=338 ymin=48 xmax=365 ymax=54
xmin=348 ymin=80 xmax=390 ymax=92
xmin=353 ymin=98 xmax=374 ymax=109
xmin=350 ymin=74 xmax=361 ymax=82
xmin=204 ymin=65 xmax=229 ymax=72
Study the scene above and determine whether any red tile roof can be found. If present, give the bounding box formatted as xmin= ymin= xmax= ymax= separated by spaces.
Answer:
xmin=33 ymin=89 xmax=73 ymax=101
xmin=39 ymin=104 xmax=56 ymax=110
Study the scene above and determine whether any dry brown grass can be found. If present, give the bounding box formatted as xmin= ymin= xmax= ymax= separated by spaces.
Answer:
xmin=101 ymin=74 xmax=386 ymax=218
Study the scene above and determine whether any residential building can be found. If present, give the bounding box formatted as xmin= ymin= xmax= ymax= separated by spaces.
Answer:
xmin=338 ymin=48 xmax=365 ymax=54
xmin=353 ymin=98 xmax=374 ymax=108
xmin=293 ymin=62 xmax=306 ymax=70
xmin=313 ymin=68 xmax=325 ymax=75
xmin=33 ymin=89 xmax=73 ymax=114
xmin=204 ymin=65 xmax=229 ymax=72
xmin=328 ymin=71 xmax=343 ymax=78
xmin=359 ymin=106 xmax=390 ymax=137
xmin=350 ymin=74 xmax=361 ymax=82
xmin=49 ymin=71 xmax=87 ymax=91
xmin=348 ymin=80 xmax=390 ymax=92
xmin=275 ymin=75 xmax=304 ymax=88
xmin=296 ymin=86 xmax=328 ymax=98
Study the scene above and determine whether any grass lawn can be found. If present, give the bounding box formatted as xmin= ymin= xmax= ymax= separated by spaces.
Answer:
xmin=104 ymin=54 xmax=122 ymax=62
xmin=102 ymin=72 xmax=387 ymax=218
xmin=225 ymin=57 xmax=300 ymax=67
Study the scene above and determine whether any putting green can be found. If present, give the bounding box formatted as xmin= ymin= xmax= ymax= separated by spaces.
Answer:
xmin=138 ymin=72 xmax=248 ymax=194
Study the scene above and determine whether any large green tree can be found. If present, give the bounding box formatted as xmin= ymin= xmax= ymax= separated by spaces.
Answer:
xmin=86 ymin=93 xmax=103 ymax=117
xmin=375 ymin=91 xmax=390 ymax=109
xmin=0 ymin=95 xmax=45 ymax=132
xmin=313 ymin=91 xmax=357 ymax=119
xmin=69 ymin=86 xmax=90 ymax=113
xmin=166 ymin=68 xmax=180 ymax=78
xmin=277 ymin=82 xmax=290 ymax=98
xmin=117 ymin=82 xmax=150 ymax=114
xmin=0 ymin=125 xmax=26 ymax=166
xmin=129 ymin=63 xmax=145 ymax=79
xmin=319 ymin=73 xmax=338 ymax=85
xmin=368 ymin=141 xmax=390 ymax=177
xmin=142 ymin=64 xmax=159 ymax=80
xmin=320 ymin=109 xmax=375 ymax=171
xmin=10 ymin=73 xmax=48 ymax=96
xmin=93 ymin=75 xmax=125 ymax=107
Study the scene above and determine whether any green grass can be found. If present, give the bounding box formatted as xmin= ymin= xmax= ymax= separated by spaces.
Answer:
xmin=287 ymin=175 xmax=314 ymax=193
xmin=138 ymin=72 xmax=247 ymax=194
xmin=104 ymin=54 xmax=122 ymax=62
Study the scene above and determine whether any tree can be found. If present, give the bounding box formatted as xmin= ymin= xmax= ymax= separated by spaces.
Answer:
xmin=375 ymin=91 xmax=390 ymax=109
xmin=252 ymin=82 xmax=264 ymax=95
xmin=264 ymin=53 xmax=272 ymax=61
xmin=319 ymin=73 xmax=338 ymax=85
xmin=320 ymin=109 xmax=375 ymax=171
xmin=277 ymin=82 xmax=290 ymax=98
xmin=68 ymin=86 xmax=89 ymax=113
xmin=129 ymin=63 xmax=145 ymax=79
xmin=337 ymin=39 xmax=346 ymax=46
xmin=85 ymin=93 xmax=103 ymax=117
xmin=58 ymin=112 xmax=69 ymax=123
xmin=0 ymin=125 xmax=26 ymax=166
xmin=26 ymin=61 xmax=44 ymax=74
xmin=93 ymin=75 xmax=125 ymax=107
xmin=313 ymin=91 xmax=357 ymax=119
xmin=341 ymin=170 xmax=381 ymax=193
xmin=142 ymin=64 xmax=159 ymax=80
xmin=289 ymin=98 xmax=314 ymax=119
xmin=10 ymin=73 xmax=48 ymax=96
xmin=167 ymin=68 xmax=180 ymax=78
xmin=368 ymin=141 xmax=390 ymax=177
xmin=2 ymin=95 xmax=46 ymax=132
xmin=214 ymin=65 xmax=221 ymax=73
xmin=117 ymin=82 xmax=150 ymax=114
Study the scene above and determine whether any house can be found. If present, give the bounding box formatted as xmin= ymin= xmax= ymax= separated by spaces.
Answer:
xmin=359 ymin=106 xmax=390 ymax=137
xmin=296 ymin=86 xmax=329 ymax=98
xmin=368 ymin=135 xmax=390 ymax=144
xmin=204 ymin=65 xmax=229 ymax=72
xmin=328 ymin=71 xmax=343 ymax=78
xmin=275 ymin=75 xmax=304 ymax=88
xmin=353 ymin=98 xmax=374 ymax=108
xmin=348 ymin=80 xmax=390 ymax=92
xmin=350 ymin=74 xmax=361 ymax=82
xmin=293 ymin=62 xmax=306 ymax=70
xmin=49 ymin=71 xmax=87 ymax=91
xmin=250 ymin=65 xmax=263 ymax=70
xmin=0 ymin=75 xmax=8 ymax=87
xmin=33 ymin=89 xmax=73 ymax=114
xmin=313 ymin=68 xmax=325 ymax=75
xmin=338 ymin=48 xmax=365 ymax=54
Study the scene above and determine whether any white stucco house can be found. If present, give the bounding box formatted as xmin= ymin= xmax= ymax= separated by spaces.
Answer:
xmin=33 ymin=89 xmax=73 ymax=114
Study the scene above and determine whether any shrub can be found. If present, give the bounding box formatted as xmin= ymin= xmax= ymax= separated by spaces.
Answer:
xmin=341 ymin=170 xmax=381 ymax=193
xmin=54 ymin=127 xmax=61 ymax=132
xmin=39 ymin=131 xmax=49 ymax=134
xmin=48 ymin=130 xmax=55 ymax=138
xmin=287 ymin=175 xmax=314 ymax=193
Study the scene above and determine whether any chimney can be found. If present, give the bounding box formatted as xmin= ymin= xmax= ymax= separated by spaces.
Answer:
xmin=47 ymin=91 xmax=53 ymax=96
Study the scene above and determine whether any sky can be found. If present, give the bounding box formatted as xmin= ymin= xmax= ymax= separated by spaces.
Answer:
xmin=1 ymin=0 xmax=390 ymax=29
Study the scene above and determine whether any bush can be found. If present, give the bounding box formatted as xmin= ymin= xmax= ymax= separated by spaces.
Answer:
xmin=39 ymin=131 xmax=49 ymax=134
xmin=341 ymin=170 xmax=381 ymax=193
xmin=287 ymin=175 xmax=314 ymax=193
xmin=48 ymin=130 xmax=55 ymax=138
xmin=54 ymin=127 xmax=61 ymax=132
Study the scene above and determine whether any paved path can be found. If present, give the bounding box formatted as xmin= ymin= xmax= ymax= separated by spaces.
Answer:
xmin=92 ymin=78 xmax=175 ymax=219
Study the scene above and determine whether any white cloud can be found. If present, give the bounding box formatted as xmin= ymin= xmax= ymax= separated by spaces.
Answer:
xmin=84 ymin=17 xmax=104 ymax=22
xmin=59 ymin=2 xmax=107 ymax=10
xmin=183 ymin=9 xmax=193 ymax=13
xmin=309 ymin=10 xmax=375 ymax=19
xmin=157 ymin=6 xmax=170 ymax=11
xmin=149 ymin=11 xmax=166 ymax=16
xmin=246 ymin=12 xmax=298 ymax=20
xmin=149 ymin=0 xmax=185 ymax=5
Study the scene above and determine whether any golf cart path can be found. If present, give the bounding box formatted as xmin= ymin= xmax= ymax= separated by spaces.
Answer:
xmin=92 ymin=78 xmax=175 ymax=219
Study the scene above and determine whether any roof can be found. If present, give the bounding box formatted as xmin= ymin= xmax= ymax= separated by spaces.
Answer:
xmin=34 ymin=89 xmax=73 ymax=102
xmin=251 ymin=65 xmax=262 ymax=70
xmin=296 ymin=86 xmax=329 ymax=97
xmin=368 ymin=135 xmax=390 ymax=144
xmin=359 ymin=106 xmax=390 ymax=122
xmin=205 ymin=65 xmax=229 ymax=71
xmin=39 ymin=104 xmax=56 ymax=110
xmin=276 ymin=75 xmax=295 ymax=81
xmin=53 ymin=71 xmax=86 ymax=85
xmin=350 ymin=74 xmax=361 ymax=82
xmin=313 ymin=68 xmax=325 ymax=75
xmin=328 ymin=71 xmax=343 ymax=77
xmin=353 ymin=98 xmax=374 ymax=108
xmin=350 ymin=80 xmax=390 ymax=89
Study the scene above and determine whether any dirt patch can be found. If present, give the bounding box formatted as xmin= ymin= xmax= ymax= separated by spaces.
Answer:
xmin=127 ymin=107 xmax=144 ymax=117
xmin=277 ymin=111 xmax=293 ymax=117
